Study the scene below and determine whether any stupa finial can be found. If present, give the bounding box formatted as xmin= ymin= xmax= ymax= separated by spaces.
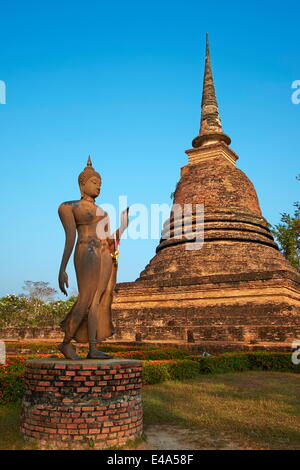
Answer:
xmin=192 ymin=34 xmax=231 ymax=148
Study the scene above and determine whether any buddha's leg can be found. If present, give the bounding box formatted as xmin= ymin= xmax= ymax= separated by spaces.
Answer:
xmin=59 ymin=292 xmax=97 ymax=359
xmin=63 ymin=292 xmax=94 ymax=338
xmin=87 ymin=249 xmax=114 ymax=359
xmin=96 ymin=260 xmax=118 ymax=337
xmin=59 ymin=243 xmax=99 ymax=359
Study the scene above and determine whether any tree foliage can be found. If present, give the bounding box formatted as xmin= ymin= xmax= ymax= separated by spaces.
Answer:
xmin=271 ymin=175 xmax=300 ymax=272
xmin=0 ymin=280 xmax=75 ymax=328
xmin=22 ymin=281 xmax=57 ymax=302
xmin=0 ymin=294 xmax=76 ymax=328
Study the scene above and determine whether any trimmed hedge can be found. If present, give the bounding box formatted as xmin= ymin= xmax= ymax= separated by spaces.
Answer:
xmin=1 ymin=352 xmax=299 ymax=401
xmin=246 ymin=352 xmax=299 ymax=372
xmin=142 ymin=352 xmax=300 ymax=384
xmin=193 ymin=352 xmax=300 ymax=375
xmin=168 ymin=360 xmax=200 ymax=381
xmin=117 ymin=348 xmax=191 ymax=361
xmin=192 ymin=353 xmax=251 ymax=374
xmin=142 ymin=360 xmax=199 ymax=384
xmin=5 ymin=342 xmax=160 ymax=354
xmin=142 ymin=362 xmax=171 ymax=384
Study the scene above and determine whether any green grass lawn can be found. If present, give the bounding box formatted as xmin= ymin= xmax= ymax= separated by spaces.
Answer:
xmin=1 ymin=371 xmax=299 ymax=450
xmin=0 ymin=403 xmax=30 ymax=450
xmin=143 ymin=371 xmax=300 ymax=450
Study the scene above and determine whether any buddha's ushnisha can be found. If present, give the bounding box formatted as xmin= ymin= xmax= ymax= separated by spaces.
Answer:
xmin=58 ymin=156 xmax=129 ymax=360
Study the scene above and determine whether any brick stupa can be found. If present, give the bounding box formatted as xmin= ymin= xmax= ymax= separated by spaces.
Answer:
xmin=112 ymin=35 xmax=300 ymax=350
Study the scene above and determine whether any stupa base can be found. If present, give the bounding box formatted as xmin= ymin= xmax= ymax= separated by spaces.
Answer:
xmin=112 ymin=269 xmax=300 ymax=348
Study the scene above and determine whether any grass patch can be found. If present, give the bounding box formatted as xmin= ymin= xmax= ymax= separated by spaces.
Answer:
xmin=0 ymin=402 xmax=29 ymax=450
xmin=142 ymin=371 xmax=300 ymax=450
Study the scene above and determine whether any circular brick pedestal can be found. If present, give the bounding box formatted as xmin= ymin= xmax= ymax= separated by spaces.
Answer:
xmin=20 ymin=358 xmax=143 ymax=449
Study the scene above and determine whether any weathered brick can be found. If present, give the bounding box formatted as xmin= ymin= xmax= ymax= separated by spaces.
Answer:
xmin=88 ymin=429 xmax=100 ymax=434
xmin=20 ymin=359 xmax=143 ymax=448
xmin=76 ymin=387 xmax=89 ymax=393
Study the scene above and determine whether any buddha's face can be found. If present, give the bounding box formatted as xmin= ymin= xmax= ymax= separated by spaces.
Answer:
xmin=81 ymin=176 xmax=101 ymax=198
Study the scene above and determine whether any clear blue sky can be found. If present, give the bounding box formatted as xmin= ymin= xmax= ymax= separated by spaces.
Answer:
xmin=0 ymin=0 xmax=299 ymax=297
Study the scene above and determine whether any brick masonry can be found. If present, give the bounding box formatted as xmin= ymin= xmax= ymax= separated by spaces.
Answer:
xmin=20 ymin=358 xmax=143 ymax=449
xmin=112 ymin=270 xmax=300 ymax=344
xmin=0 ymin=326 xmax=63 ymax=341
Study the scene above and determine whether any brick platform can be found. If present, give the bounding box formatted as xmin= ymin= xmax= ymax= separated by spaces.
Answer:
xmin=20 ymin=358 xmax=143 ymax=449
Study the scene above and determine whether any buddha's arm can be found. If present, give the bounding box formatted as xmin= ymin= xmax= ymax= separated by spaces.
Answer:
xmin=58 ymin=203 xmax=76 ymax=295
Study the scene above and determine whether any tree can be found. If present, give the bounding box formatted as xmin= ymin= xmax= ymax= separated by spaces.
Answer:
xmin=271 ymin=175 xmax=300 ymax=272
xmin=22 ymin=281 xmax=57 ymax=302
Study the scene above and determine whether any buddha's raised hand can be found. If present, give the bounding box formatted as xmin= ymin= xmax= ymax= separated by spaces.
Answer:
xmin=120 ymin=207 xmax=130 ymax=231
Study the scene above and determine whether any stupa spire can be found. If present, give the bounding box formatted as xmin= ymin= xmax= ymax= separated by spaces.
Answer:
xmin=192 ymin=33 xmax=231 ymax=148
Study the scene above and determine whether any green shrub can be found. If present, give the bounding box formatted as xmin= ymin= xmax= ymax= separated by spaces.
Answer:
xmin=7 ymin=342 xmax=58 ymax=354
xmin=246 ymin=352 xmax=300 ymax=372
xmin=158 ymin=348 xmax=192 ymax=359
xmin=168 ymin=360 xmax=200 ymax=380
xmin=1 ymin=351 xmax=299 ymax=399
xmin=142 ymin=362 xmax=171 ymax=384
xmin=0 ymin=373 xmax=24 ymax=404
xmin=195 ymin=354 xmax=250 ymax=374
xmin=118 ymin=347 xmax=191 ymax=361
xmin=193 ymin=352 xmax=300 ymax=375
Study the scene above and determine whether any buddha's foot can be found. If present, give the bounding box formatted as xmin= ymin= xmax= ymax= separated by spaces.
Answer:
xmin=58 ymin=342 xmax=81 ymax=360
xmin=87 ymin=349 xmax=113 ymax=360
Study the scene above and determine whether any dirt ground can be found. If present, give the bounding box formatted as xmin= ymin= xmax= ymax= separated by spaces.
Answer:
xmin=137 ymin=425 xmax=249 ymax=450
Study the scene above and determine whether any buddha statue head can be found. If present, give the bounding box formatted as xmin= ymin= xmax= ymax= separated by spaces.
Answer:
xmin=78 ymin=156 xmax=102 ymax=199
